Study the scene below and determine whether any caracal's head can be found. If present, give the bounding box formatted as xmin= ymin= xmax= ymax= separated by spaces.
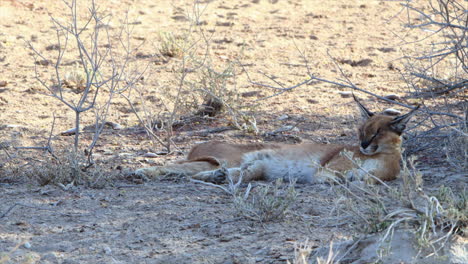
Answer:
xmin=354 ymin=95 xmax=419 ymax=156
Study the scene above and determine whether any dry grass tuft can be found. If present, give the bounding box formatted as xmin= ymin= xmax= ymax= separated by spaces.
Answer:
xmin=307 ymin=154 xmax=467 ymax=263
xmin=233 ymin=179 xmax=297 ymax=222
xmin=158 ymin=32 xmax=185 ymax=58
xmin=23 ymin=150 xmax=111 ymax=188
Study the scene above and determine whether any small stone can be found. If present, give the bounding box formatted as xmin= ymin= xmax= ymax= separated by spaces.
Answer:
xmin=142 ymin=152 xmax=158 ymax=158
xmin=338 ymin=91 xmax=352 ymax=98
xmin=62 ymin=260 xmax=79 ymax=264
xmin=219 ymin=236 xmax=233 ymax=242
xmin=35 ymin=59 xmax=51 ymax=66
xmin=103 ymin=246 xmax=112 ymax=254
xmin=4 ymin=124 xmax=22 ymax=129
xmin=42 ymin=252 xmax=58 ymax=263
xmin=383 ymin=108 xmax=401 ymax=116
xmin=105 ymin=121 xmax=122 ymax=130
xmin=45 ymin=44 xmax=60 ymax=51
xmin=60 ymin=128 xmax=78 ymax=136
xmin=241 ymin=91 xmax=261 ymax=97
xmin=0 ymin=81 xmax=7 ymax=87
xmin=384 ymin=94 xmax=400 ymax=100
xmin=24 ymin=242 xmax=31 ymax=249
xmin=278 ymin=114 xmax=289 ymax=121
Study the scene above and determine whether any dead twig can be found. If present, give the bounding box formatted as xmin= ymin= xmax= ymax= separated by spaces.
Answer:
xmin=0 ymin=202 xmax=85 ymax=219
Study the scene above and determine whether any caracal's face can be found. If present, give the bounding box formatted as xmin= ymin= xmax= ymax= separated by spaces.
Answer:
xmin=358 ymin=115 xmax=402 ymax=156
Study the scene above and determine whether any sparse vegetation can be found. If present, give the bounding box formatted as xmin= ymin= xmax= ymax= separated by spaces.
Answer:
xmin=23 ymin=150 xmax=110 ymax=188
xmin=124 ymin=2 xmax=258 ymax=153
xmin=158 ymin=32 xmax=184 ymax=58
xmin=309 ymin=155 xmax=467 ymax=263
xmin=399 ymin=0 xmax=467 ymax=169
xmin=233 ymin=179 xmax=297 ymax=222
xmin=19 ymin=0 xmax=144 ymax=185
xmin=191 ymin=171 xmax=297 ymax=222
xmin=0 ymin=0 xmax=466 ymax=263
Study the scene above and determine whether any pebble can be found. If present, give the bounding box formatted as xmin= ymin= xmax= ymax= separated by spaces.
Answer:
xmin=142 ymin=152 xmax=158 ymax=158
xmin=60 ymin=127 xmax=78 ymax=136
xmin=384 ymin=94 xmax=400 ymax=100
xmin=103 ymin=246 xmax=112 ymax=254
xmin=41 ymin=252 xmax=58 ymax=263
xmin=338 ymin=91 xmax=352 ymax=98
xmin=383 ymin=108 xmax=401 ymax=115
xmin=105 ymin=121 xmax=122 ymax=130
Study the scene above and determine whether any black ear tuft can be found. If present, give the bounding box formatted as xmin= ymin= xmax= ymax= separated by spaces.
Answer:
xmin=353 ymin=93 xmax=374 ymax=119
xmin=390 ymin=105 xmax=420 ymax=134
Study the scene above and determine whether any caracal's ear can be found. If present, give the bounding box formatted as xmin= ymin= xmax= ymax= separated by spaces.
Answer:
xmin=353 ymin=93 xmax=374 ymax=119
xmin=390 ymin=105 xmax=420 ymax=135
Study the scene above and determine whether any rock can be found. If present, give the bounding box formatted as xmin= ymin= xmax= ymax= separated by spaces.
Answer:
xmin=279 ymin=125 xmax=300 ymax=132
xmin=339 ymin=58 xmax=373 ymax=67
xmin=241 ymin=91 xmax=261 ymax=97
xmin=313 ymin=229 xmax=463 ymax=264
xmin=23 ymin=242 xmax=31 ymax=249
xmin=35 ymin=59 xmax=51 ymax=66
xmin=103 ymin=245 xmax=112 ymax=255
xmin=0 ymin=81 xmax=7 ymax=87
xmin=60 ymin=128 xmax=78 ymax=136
xmin=219 ymin=236 xmax=233 ymax=242
xmin=384 ymin=94 xmax=400 ymax=100
xmin=62 ymin=260 xmax=80 ymax=264
xmin=142 ymin=152 xmax=158 ymax=158
xmin=1 ymin=124 xmax=23 ymax=129
xmin=278 ymin=114 xmax=289 ymax=120
xmin=45 ymin=44 xmax=60 ymax=51
xmin=41 ymin=252 xmax=58 ymax=264
xmin=105 ymin=121 xmax=122 ymax=130
xmin=383 ymin=108 xmax=401 ymax=116
xmin=118 ymin=153 xmax=134 ymax=157
xmin=338 ymin=91 xmax=352 ymax=98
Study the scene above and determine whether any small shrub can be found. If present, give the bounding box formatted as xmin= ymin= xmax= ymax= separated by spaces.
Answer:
xmin=62 ymin=64 xmax=87 ymax=93
xmin=234 ymin=179 xmax=297 ymax=222
xmin=24 ymin=150 xmax=110 ymax=188
xmin=158 ymin=32 xmax=184 ymax=58
xmin=288 ymin=240 xmax=314 ymax=264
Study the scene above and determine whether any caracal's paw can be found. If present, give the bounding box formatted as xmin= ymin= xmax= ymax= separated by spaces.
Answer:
xmin=193 ymin=167 xmax=227 ymax=184
xmin=314 ymin=168 xmax=341 ymax=184
xmin=345 ymin=169 xmax=368 ymax=182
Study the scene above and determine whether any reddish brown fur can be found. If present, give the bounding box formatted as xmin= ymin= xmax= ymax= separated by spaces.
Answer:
xmin=136 ymin=107 xmax=417 ymax=183
xmin=187 ymin=141 xmax=282 ymax=167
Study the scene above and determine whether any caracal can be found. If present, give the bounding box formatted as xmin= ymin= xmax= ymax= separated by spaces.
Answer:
xmin=135 ymin=96 xmax=419 ymax=184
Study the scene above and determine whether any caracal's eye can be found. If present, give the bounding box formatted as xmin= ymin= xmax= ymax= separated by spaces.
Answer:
xmin=370 ymin=128 xmax=381 ymax=141
xmin=374 ymin=128 xmax=381 ymax=137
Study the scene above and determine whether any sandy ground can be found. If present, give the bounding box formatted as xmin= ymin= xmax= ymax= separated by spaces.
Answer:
xmin=0 ymin=0 xmax=466 ymax=263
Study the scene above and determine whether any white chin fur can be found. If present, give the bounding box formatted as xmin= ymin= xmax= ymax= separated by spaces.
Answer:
xmin=360 ymin=147 xmax=376 ymax=156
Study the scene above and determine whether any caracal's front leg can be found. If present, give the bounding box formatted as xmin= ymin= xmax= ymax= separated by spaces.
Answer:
xmin=193 ymin=167 xmax=236 ymax=184
xmin=193 ymin=160 xmax=266 ymax=184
